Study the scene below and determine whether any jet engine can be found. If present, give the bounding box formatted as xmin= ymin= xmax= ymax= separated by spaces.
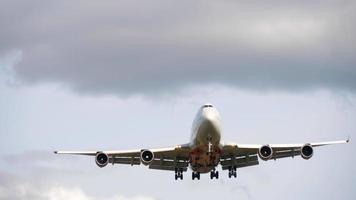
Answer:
xmin=258 ymin=145 xmax=273 ymax=161
xmin=301 ymin=144 xmax=313 ymax=160
xmin=140 ymin=149 xmax=154 ymax=165
xmin=95 ymin=152 xmax=109 ymax=167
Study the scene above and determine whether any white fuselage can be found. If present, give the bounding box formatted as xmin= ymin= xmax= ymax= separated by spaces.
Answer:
xmin=189 ymin=104 xmax=223 ymax=173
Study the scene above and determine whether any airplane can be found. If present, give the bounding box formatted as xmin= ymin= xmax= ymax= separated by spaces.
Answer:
xmin=55 ymin=103 xmax=349 ymax=180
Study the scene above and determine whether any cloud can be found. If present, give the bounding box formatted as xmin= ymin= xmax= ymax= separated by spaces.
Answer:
xmin=0 ymin=50 xmax=22 ymax=85
xmin=0 ymin=168 xmax=156 ymax=200
xmin=0 ymin=0 xmax=355 ymax=96
xmin=0 ymin=184 xmax=91 ymax=200
xmin=1 ymin=150 xmax=82 ymax=170
xmin=0 ymin=85 xmax=355 ymax=199
xmin=0 ymin=182 xmax=155 ymax=200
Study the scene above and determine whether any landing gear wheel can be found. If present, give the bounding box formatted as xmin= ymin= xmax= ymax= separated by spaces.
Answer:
xmin=228 ymin=166 xmax=237 ymax=178
xmin=192 ymin=172 xmax=200 ymax=180
xmin=210 ymin=170 xmax=219 ymax=179
xmin=229 ymin=171 xmax=237 ymax=178
xmin=175 ymin=168 xmax=184 ymax=180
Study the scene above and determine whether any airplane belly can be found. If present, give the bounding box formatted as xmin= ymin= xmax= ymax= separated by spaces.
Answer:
xmin=189 ymin=145 xmax=222 ymax=173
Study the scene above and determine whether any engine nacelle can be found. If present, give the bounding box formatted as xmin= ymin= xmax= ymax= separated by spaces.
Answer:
xmin=95 ymin=152 xmax=109 ymax=167
xmin=258 ymin=145 xmax=273 ymax=161
xmin=301 ymin=144 xmax=313 ymax=160
xmin=140 ymin=149 xmax=154 ymax=165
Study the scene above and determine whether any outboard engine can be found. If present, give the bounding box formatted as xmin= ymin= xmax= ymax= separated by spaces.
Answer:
xmin=140 ymin=149 xmax=154 ymax=165
xmin=301 ymin=144 xmax=313 ymax=160
xmin=258 ymin=145 xmax=273 ymax=161
xmin=95 ymin=152 xmax=109 ymax=167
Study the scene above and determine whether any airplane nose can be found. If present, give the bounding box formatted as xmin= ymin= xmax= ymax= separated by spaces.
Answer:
xmin=196 ymin=108 xmax=222 ymax=144
xmin=204 ymin=113 xmax=215 ymax=123
xmin=202 ymin=110 xmax=220 ymax=130
xmin=202 ymin=108 xmax=216 ymax=120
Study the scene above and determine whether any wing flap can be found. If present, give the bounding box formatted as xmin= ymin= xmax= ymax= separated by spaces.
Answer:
xmin=110 ymin=157 xmax=141 ymax=165
xmin=273 ymin=148 xmax=301 ymax=159
xmin=150 ymin=159 xmax=189 ymax=168
xmin=220 ymin=154 xmax=259 ymax=170
xmin=149 ymin=165 xmax=188 ymax=172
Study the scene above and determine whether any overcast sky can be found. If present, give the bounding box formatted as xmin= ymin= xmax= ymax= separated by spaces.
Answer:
xmin=1 ymin=0 xmax=356 ymax=200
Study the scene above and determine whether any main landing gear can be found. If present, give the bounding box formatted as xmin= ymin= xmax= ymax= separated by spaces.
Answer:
xmin=210 ymin=170 xmax=219 ymax=179
xmin=192 ymin=172 xmax=200 ymax=180
xmin=175 ymin=168 xmax=183 ymax=180
xmin=228 ymin=166 xmax=237 ymax=178
xmin=176 ymin=168 xmax=237 ymax=180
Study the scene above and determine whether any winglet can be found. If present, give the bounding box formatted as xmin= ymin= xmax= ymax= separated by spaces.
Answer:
xmin=54 ymin=151 xmax=58 ymax=154
xmin=346 ymin=135 xmax=350 ymax=143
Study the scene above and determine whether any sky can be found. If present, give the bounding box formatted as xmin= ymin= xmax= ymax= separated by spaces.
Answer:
xmin=0 ymin=0 xmax=356 ymax=200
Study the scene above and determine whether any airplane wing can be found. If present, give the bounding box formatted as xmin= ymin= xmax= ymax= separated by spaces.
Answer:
xmin=220 ymin=138 xmax=349 ymax=171
xmin=55 ymin=144 xmax=191 ymax=172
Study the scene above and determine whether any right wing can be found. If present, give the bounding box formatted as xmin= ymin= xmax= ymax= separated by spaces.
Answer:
xmin=220 ymin=138 xmax=349 ymax=171
xmin=55 ymin=144 xmax=191 ymax=171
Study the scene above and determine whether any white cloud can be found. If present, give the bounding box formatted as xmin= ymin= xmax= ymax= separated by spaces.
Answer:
xmin=0 ymin=49 xmax=22 ymax=85
xmin=47 ymin=187 xmax=92 ymax=200
xmin=107 ymin=195 xmax=157 ymax=200
xmin=0 ymin=182 xmax=156 ymax=200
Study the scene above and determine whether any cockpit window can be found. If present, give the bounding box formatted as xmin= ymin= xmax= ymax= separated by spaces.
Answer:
xmin=203 ymin=104 xmax=213 ymax=108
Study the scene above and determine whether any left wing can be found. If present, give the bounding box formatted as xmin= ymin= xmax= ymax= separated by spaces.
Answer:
xmin=220 ymin=138 xmax=349 ymax=171
xmin=55 ymin=144 xmax=191 ymax=171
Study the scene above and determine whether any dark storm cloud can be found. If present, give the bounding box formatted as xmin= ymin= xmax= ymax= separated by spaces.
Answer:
xmin=1 ymin=0 xmax=355 ymax=95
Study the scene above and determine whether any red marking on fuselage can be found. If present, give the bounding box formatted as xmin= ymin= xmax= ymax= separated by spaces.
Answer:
xmin=190 ymin=145 xmax=222 ymax=173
